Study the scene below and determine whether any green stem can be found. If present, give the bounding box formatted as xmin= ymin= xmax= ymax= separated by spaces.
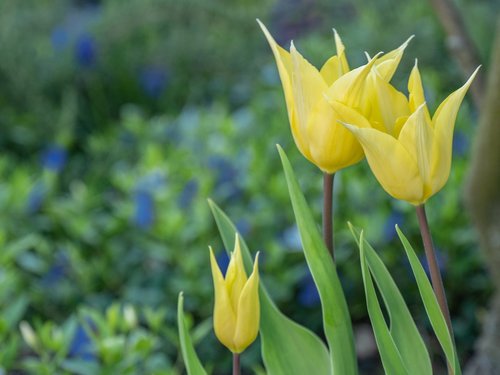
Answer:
xmin=323 ymin=173 xmax=335 ymax=260
xmin=233 ymin=353 xmax=240 ymax=375
xmin=415 ymin=205 xmax=454 ymax=339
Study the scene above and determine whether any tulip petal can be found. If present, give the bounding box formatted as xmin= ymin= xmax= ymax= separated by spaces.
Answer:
xmin=374 ymin=35 xmax=414 ymax=81
xmin=290 ymin=42 xmax=328 ymax=138
xmin=408 ymin=61 xmax=431 ymax=123
xmin=320 ymin=55 xmax=342 ymax=86
xmin=234 ymin=253 xmax=260 ymax=353
xmin=398 ymin=104 xmax=434 ymax=200
xmin=325 ymin=53 xmax=381 ymax=108
xmin=306 ymin=99 xmax=365 ymax=173
xmin=342 ymin=124 xmax=424 ymax=204
xmin=258 ymin=20 xmax=311 ymax=161
xmin=225 ymin=235 xmax=248 ymax=314
xmin=430 ymin=66 xmax=479 ymax=194
xmin=210 ymin=247 xmax=237 ymax=352
xmin=369 ymin=68 xmax=410 ymax=135
xmin=333 ymin=29 xmax=350 ymax=75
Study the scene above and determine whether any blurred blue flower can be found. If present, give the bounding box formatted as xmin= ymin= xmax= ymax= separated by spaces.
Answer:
xmin=139 ymin=66 xmax=169 ymax=99
xmin=236 ymin=219 xmax=251 ymax=237
xmin=298 ymin=270 xmax=320 ymax=307
xmin=208 ymin=156 xmax=242 ymax=200
xmin=137 ymin=171 xmax=167 ymax=193
xmin=41 ymin=253 xmax=68 ymax=286
xmin=133 ymin=190 xmax=155 ymax=229
xmin=41 ymin=144 xmax=67 ymax=172
xmin=281 ymin=225 xmax=301 ymax=251
xmin=383 ymin=211 xmax=404 ymax=242
xmin=216 ymin=251 xmax=230 ymax=277
xmin=178 ymin=179 xmax=198 ymax=209
xmin=452 ymin=130 xmax=469 ymax=157
xmin=26 ymin=182 xmax=46 ymax=214
xmin=75 ymin=34 xmax=96 ymax=67
xmin=51 ymin=26 xmax=69 ymax=51
xmin=69 ymin=324 xmax=95 ymax=361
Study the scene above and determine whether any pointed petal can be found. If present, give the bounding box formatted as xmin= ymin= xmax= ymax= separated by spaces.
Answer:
xmin=258 ymin=20 xmax=311 ymax=160
xmin=306 ymin=99 xmax=365 ymax=173
xmin=290 ymin=41 xmax=328 ymax=135
xmin=333 ymin=29 xmax=350 ymax=74
xmin=320 ymin=55 xmax=342 ymax=86
xmin=369 ymin=68 xmax=410 ymax=135
xmin=225 ymin=235 xmax=248 ymax=314
xmin=398 ymin=104 xmax=434 ymax=200
xmin=430 ymin=66 xmax=480 ymax=194
xmin=408 ymin=61 xmax=431 ymax=123
xmin=325 ymin=53 xmax=381 ymax=108
xmin=233 ymin=253 xmax=260 ymax=353
xmin=374 ymin=35 xmax=414 ymax=81
xmin=342 ymin=124 xmax=424 ymax=204
xmin=210 ymin=247 xmax=237 ymax=352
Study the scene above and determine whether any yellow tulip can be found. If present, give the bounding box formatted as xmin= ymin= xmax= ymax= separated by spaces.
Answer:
xmin=258 ymin=20 xmax=412 ymax=173
xmin=209 ymin=234 xmax=260 ymax=353
xmin=337 ymin=62 xmax=480 ymax=204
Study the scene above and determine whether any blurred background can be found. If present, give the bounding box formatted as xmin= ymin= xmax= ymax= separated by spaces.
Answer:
xmin=0 ymin=0 xmax=498 ymax=374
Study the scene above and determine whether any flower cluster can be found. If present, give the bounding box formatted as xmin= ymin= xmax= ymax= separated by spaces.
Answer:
xmin=259 ymin=20 xmax=478 ymax=205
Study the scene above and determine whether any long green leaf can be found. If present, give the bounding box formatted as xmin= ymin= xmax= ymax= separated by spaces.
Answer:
xmin=209 ymin=199 xmax=331 ymax=375
xmin=350 ymin=224 xmax=432 ymax=375
xmin=177 ymin=292 xmax=207 ymax=375
xmin=396 ymin=226 xmax=460 ymax=375
xmin=277 ymin=146 xmax=358 ymax=375
xmin=358 ymin=231 xmax=408 ymax=375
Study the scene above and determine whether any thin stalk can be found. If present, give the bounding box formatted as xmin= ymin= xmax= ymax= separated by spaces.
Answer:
xmin=416 ymin=205 xmax=454 ymax=339
xmin=233 ymin=353 xmax=240 ymax=375
xmin=323 ymin=173 xmax=335 ymax=260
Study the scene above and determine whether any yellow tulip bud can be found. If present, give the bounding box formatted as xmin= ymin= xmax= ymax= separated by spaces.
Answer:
xmin=258 ymin=20 xmax=411 ymax=174
xmin=209 ymin=234 xmax=260 ymax=353
xmin=340 ymin=63 xmax=480 ymax=204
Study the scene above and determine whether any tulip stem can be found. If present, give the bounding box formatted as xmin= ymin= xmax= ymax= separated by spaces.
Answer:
xmin=416 ymin=205 xmax=454 ymax=340
xmin=233 ymin=353 xmax=240 ymax=375
xmin=323 ymin=173 xmax=335 ymax=260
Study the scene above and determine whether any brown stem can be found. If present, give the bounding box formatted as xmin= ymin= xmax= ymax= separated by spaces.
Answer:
xmin=416 ymin=205 xmax=454 ymax=340
xmin=323 ymin=173 xmax=335 ymax=260
xmin=233 ymin=353 xmax=240 ymax=375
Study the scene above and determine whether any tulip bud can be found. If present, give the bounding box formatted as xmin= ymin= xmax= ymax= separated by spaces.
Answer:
xmin=209 ymin=234 xmax=260 ymax=353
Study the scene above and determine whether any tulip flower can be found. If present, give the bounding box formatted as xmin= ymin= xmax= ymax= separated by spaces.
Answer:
xmin=209 ymin=234 xmax=260 ymax=354
xmin=337 ymin=62 xmax=480 ymax=204
xmin=258 ymin=19 xmax=412 ymax=174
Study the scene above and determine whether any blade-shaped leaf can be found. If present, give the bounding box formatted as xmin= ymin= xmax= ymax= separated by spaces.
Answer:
xmin=277 ymin=146 xmax=358 ymax=375
xmin=396 ymin=226 xmax=460 ymax=375
xmin=178 ymin=292 xmax=207 ymax=375
xmin=209 ymin=199 xmax=331 ymax=375
xmin=350 ymin=224 xmax=432 ymax=375
xmin=358 ymin=231 xmax=408 ymax=375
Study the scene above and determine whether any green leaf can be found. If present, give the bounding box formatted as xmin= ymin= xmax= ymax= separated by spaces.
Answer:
xmin=277 ymin=146 xmax=358 ymax=375
xmin=350 ymin=224 xmax=431 ymax=375
xmin=177 ymin=292 xmax=207 ymax=375
xmin=358 ymin=231 xmax=408 ymax=375
xmin=396 ymin=226 xmax=460 ymax=375
xmin=209 ymin=199 xmax=331 ymax=375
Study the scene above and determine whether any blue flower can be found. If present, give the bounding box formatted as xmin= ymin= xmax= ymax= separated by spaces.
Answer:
xmin=26 ymin=182 xmax=46 ymax=214
xmin=452 ymin=130 xmax=469 ymax=157
xmin=51 ymin=26 xmax=69 ymax=51
xmin=207 ymin=156 xmax=241 ymax=200
xmin=75 ymin=34 xmax=96 ymax=67
xmin=133 ymin=190 xmax=155 ymax=230
xmin=178 ymin=179 xmax=198 ymax=209
xmin=383 ymin=211 xmax=404 ymax=242
xmin=41 ymin=145 xmax=67 ymax=172
xmin=216 ymin=251 xmax=230 ymax=277
xmin=139 ymin=66 xmax=168 ymax=98
xmin=281 ymin=225 xmax=301 ymax=251
xmin=298 ymin=270 xmax=320 ymax=307
xmin=69 ymin=324 xmax=95 ymax=361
